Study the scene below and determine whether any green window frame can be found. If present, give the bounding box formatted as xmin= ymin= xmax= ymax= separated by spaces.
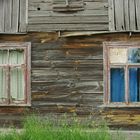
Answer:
xmin=0 ymin=42 xmax=31 ymax=106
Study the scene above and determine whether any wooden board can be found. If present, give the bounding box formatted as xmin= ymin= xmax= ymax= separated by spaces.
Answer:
xmin=114 ymin=0 xmax=124 ymax=30
xmin=0 ymin=0 xmax=27 ymax=33
xmin=0 ymin=0 xmax=4 ymax=32
xmin=19 ymin=0 xmax=28 ymax=32
xmin=11 ymin=0 xmax=19 ymax=33
xmin=129 ymin=0 xmax=136 ymax=30
xmin=28 ymin=0 xmax=108 ymax=31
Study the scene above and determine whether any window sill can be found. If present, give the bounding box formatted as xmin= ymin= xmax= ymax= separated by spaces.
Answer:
xmin=99 ymin=103 xmax=140 ymax=108
xmin=0 ymin=104 xmax=31 ymax=107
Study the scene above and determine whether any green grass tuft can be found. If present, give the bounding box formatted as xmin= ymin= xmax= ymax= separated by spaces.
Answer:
xmin=0 ymin=115 xmax=119 ymax=140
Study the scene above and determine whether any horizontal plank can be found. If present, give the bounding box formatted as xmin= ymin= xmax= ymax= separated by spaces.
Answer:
xmin=29 ymin=0 xmax=107 ymax=3
xmin=29 ymin=15 xmax=108 ymax=24
xmin=29 ymin=2 xmax=108 ymax=11
xmin=32 ymin=59 xmax=103 ymax=68
xmin=32 ymin=46 xmax=103 ymax=60
xmin=28 ymin=23 xmax=108 ymax=31
xmin=31 ymin=68 xmax=103 ymax=81
xmin=32 ymin=42 xmax=103 ymax=49
xmin=29 ymin=10 xmax=108 ymax=17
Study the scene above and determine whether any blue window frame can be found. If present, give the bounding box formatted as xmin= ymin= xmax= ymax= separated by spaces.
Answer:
xmin=103 ymin=42 xmax=140 ymax=105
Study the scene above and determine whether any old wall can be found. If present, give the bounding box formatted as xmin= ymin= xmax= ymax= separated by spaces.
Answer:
xmin=0 ymin=33 xmax=140 ymax=128
xmin=28 ymin=0 xmax=108 ymax=31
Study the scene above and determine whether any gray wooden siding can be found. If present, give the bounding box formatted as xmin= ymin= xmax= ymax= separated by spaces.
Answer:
xmin=0 ymin=0 xmax=27 ymax=33
xmin=28 ymin=0 xmax=109 ymax=31
xmin=109 ymin=0 xmax=140 ymax=31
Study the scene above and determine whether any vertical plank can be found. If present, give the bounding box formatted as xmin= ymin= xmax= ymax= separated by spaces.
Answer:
xmin=129 ymin=0 xmax=136 ymax=30
xmin=4 ymin=0 xmax=12 ymax=32
xmin=0 ymin=0 xmax=4 ymax=32
xmin=114 ymin=0 xmax=125 ymax=31
xmin=19 ymin=0 xmax=28 ymax=32
xmin=108 ymin=0 xmax=115 ymax=31
xmin=124 ymin=0 xmax=130 ymax=30
xmin=11 ymin=0 xmax=19 ymax=33
xmin=135 ymin=0 xmax=140 ymax=30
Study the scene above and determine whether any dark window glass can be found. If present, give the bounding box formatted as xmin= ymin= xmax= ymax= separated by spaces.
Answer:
xmin=110 ymin=68 xmax=125 ymax=102
xmin=129 ymin=68 xmax=140 ymax=102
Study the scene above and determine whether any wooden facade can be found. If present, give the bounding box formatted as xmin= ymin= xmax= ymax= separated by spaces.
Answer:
xmin=0 ymin=0 xmax=140 ymax=129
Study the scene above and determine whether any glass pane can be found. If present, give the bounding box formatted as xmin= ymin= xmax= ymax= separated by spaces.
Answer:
xmin=10 ymin=68 xmax=25 ymax=100
xmin=0 ymin=68 xmax=7 ymax=99
xmin=128 ymin=48 xmax=140 ymax=63
xmin=9 ymin=50 xmax=24 ymax=65
xmin=109 ymin=48 xmax=127 ymax=63
xmin=129 ymin=68 xmax=140 ymax=102
xmin=0 ymin=50 xmax=8 ymax=64
xmin=110 ymin=68 xmax=125 ymax=102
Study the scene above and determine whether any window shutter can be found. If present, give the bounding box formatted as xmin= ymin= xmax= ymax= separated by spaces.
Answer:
xmin=0 ymin=0 xmax=27 ymax=33
xmin=53 ymin=0 xmax=84 ymax=12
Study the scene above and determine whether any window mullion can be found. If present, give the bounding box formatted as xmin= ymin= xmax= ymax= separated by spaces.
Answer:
xmin=7 ymin=49 xmax=10 ymax=105
xmin=125 ymin=65 xmax=129 ymax=104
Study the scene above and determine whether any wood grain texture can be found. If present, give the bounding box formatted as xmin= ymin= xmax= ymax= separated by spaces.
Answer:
xmin=0 ymin=0 xmax=4 ymax=32
xmin=135 ymin=0 xmax=140 ymax=30
xmin=19 ymin=0 xmax=28 ymax=32
xmin=4 ymin=0 xmax=12 ymax=32
xmin=11 ymin=0 xmax=19 ymax=33
xmin=28 ymin=0 xmax=109 ymax=31
xmin=129 ymin=0 xmax=136 ymax=30
xmin=109 ymin=0 xmax=140 ymax=31
xmin=0 ymin=33 xmax=140 ymax=128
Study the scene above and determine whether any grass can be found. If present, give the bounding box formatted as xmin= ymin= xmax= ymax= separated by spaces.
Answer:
xmin=0 ymin=115 xmax=120 ymax=140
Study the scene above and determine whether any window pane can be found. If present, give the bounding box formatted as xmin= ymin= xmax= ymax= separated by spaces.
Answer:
xmin=0 ymin=50 xmax=8 ymax=64
xmin=128 ymin=48 xmax=140 ymax=63
xmin=10 ymin=68 xmax=25 ymax=100
xmin=9 ymin=50 xmax=24 ymax=64
xmin=110 ymin=68 xmax=125 ymax=102
xmin=129 ymin=68 xmax=140 ymax=102
xmin=0 ymin=68 xmax=7 ymax=100
xmin=109 ymin=48 xmax=127 ymax=63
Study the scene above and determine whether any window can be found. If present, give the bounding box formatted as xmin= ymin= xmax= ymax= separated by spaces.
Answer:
xmin=52 ymin=0 xmax=84 ymax=12
xmin=0 ymin=43 xmax=31 ymax=106
xmin=103 ymin=42 xmax=140 ymax=106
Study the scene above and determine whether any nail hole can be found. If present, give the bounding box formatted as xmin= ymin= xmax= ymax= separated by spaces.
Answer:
xmin=37 ymin=7 xmax=41 ymax=11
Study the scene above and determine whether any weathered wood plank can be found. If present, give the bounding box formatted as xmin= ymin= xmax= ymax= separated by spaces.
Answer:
xmin=29 ymin=0 xmax=107 ymax=3
xmin=4 ymin=0 xmax=12 ymax=32
xmin=32 ymin=60 xmax=103 ymax=68
xmin=28 ymin=0 xmax=108 ymax=32
xmin=28 ymin=23 xmax=108 ymax=31
xmin=108 ymin=0 xmax=115 ymax=31
xmin=0 ymin=0 xmax=4 ymax=32
xmin=32 ymin=49 xmax=103 ymax=61
xmin=19 ymin=0 xmax=27 ymax=32
xmin=31 ymin=67 xmax=103 ymax=82
xmin=11 ymin=0 xmax=19 ymax=32
xmin=29 ymin=15 xmax=108 ymax=24
xmin=29 ymin=10 xmax=108 ymax=17
xmin=135 ymin=0 xmax=140 ymax=30
xmin=114 ymin=0 xmax=125 ymax=30
xmin=124 ymin=0 xmax=129 ymax=30
xmin=129 ymin=0 xmax=136 ymax=30
xmin=29 ymin=2 xmax=107 ymax=11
